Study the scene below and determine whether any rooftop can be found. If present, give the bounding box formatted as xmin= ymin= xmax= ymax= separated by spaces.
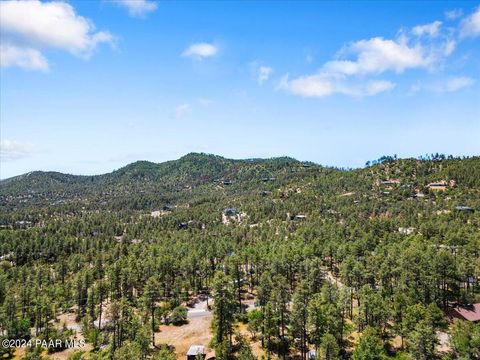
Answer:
xmin=455 ymin=205 xmax=474 ymax=212
xmin=451 ymin=304 xmax=480 ymax=322
xmin=187 ymin=345 xmax=205 ymax=356
xmin=428 ymin=182 xmax=448 ymax=187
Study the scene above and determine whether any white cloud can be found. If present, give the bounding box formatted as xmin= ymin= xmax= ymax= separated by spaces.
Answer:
xmin=111 ymin=0 xmax=158 ymax=17
xmin=410 ymin=76 xmax=475 ymax=93
xmin=460 ymin=7 xmax=480 ymax=38
xmin=279 ymin=74 xmax=333 ymax=97
xmin=412 ymin=21 xmax=442 ymax=37
xmin=0 ymin=140 xmax=35 ymax=161
xmin=279 ymin=17 xmax=463 ymax=99
xmin=182 ymin=43 xmax=218 ymax=59
xmin=257 ymin=65 xmax=273 ymax=85
xmin=443 ymin=39 xmax=456 ymax=56
xmin=445 ymin=9 xmax=463 ymax=20
xmin=443 ymin=76 xmax=475 ymax=92
xmin=172 ymin=103 xmax=192 ymax=118
xmin=364 ymin=80 xmax=396 ymax=95
xmin=278 ymin=74 xmax=394 ymax=98
xmin=324 ymin=37 xmax=435 ymax=76
xmin=0 ymin=43 xmax=48 ymax=71
xmin=0 ymin=0 xmax=113 ymax=71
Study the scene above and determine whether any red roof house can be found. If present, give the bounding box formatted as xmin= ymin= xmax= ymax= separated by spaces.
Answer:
xmin=448 ymin=303 xmax=480 ymax=322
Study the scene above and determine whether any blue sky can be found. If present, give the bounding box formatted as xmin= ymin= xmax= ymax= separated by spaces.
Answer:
xmin=1 ymin=0 xmax=479 ymax=179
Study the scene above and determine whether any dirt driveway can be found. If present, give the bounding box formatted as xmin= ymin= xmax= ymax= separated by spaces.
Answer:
xmin=155 ymin=299 xmax=213 ymax=359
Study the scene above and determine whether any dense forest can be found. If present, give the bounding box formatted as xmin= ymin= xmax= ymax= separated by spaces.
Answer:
xmin=0 ymin=153 xmax=479 ymax=360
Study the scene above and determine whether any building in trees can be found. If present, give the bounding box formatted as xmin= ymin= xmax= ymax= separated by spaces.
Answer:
xmin=187 ymin=345 xmax=205 ymax=360
xmin=447 ymin=303 xmax=480 ymax=322
xmin=427 ymin=181 xmax=449 ymax=190
xmin=454 ymin=205 xmax=475 ymax=213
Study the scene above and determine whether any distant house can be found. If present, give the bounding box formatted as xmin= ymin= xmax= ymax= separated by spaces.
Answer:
xmin=292 ymin=214 xmax=307 ymax=220
xmin=15 ymin=220 xmax=33 ymax=228
xmin=0 ymin=252 xmax=13 ymax=261
xmin=178 ymin=222 xmax=188 ymax=229
xmin=261 ymin=177 xmax=276 ymax=182
xmin=447 ymin=304 xmax=480 ymax=322
xmin=455 ymin=205 xmax=475 ymax=213
xmin=413 ymin=190 xmax=425 ymax=198
xmin=222 ymin=180 xmax=233 ymax=186
xmin=428 ymin=181 xmax=449 ymax=191
xmin=381 ymin=179 xmax=400 ymax=185
xmin=398 ymin=227 xmax=415 ymax=235
xmin=187 ymin=345 xmax=205 ymax=360
xmin=224 ymin=208 xmax=238 ymax=216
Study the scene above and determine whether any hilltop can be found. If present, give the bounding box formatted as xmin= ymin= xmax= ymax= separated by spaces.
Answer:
xmin=1 ymin=152 xmax=479 ymax=224
xmin=0 ymin=153 xmax=316 ymax=210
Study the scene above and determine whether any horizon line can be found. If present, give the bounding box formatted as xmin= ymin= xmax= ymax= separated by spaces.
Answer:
xmin=1 ymin=151 xmax=477 ymax=181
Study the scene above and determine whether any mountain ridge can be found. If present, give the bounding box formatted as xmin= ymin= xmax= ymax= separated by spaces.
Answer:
xmin=1 ymin=153 xmax=478 ymax=214
xmin=1 ymin=152 xmax=307 ymax=183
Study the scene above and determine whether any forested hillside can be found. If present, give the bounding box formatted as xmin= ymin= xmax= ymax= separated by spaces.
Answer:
xmin=0 ymin=153 xmax=479 ymax=360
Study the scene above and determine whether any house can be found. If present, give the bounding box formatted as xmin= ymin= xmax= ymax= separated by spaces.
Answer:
xmin=413 ymin=190 xmax=425 ymax=198
xmin=381 ymin=179 xmax=400 ymax=185
xmin=187 ymin=345 xmax=205 ymax=360
xmin=447 ymin=304 xmax=480 ymax=322
xmin=0 ymin=252 xmax=13 ymax=261
xmin=224 ymin=208 xmax=238 ymax=216
xmin=398 ymin=227 xmax=415 ymax=235
xmin=455 ymin=205 xmax=475 ymax=213
xmin=178 ymin=222 xmax=188 ymax=230
xmin=292 ymin=214 xmax=307 ymax=220
xmin=261 ymin=177 xmax=276 ymax=182
xmin=15 ymin=220 xmax=33 ymax=228
xmin=428 ymin=181 xmax=449 ymax=191
xmin=222 ymin=180 xmax=233 ymax=186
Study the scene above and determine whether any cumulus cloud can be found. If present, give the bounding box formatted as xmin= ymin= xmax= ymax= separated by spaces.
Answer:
xmin=279 ymin=15 xmax=466 ymax=99
xmin=324 ymin=37 xmax=436 ymax=76
xmin=111 ymin=0 xmax=158 ymax=17
xmin=279 ymin=74 xmax=333 ymax=97
xmin=278 ymin=74 xmax=395 ymax=97
xmin=0 ymin=43 xmax=48 ymax=71
xmin=0 ymin=0 xmax=113 ymax=70
xmin=278 ymin=36 xmax=432 ymax=98
xmin=412 ymin=21 xmax=442 ymax=37
xmin=182 ymin=43 xmax=218 ymax=59
xmin=460 ymin=7 xmax=480 ymax=38
xmin=257 ymin=66 xmax=273 ymax=85
xmin=0 ymin=140 xmax=35 ymax=161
